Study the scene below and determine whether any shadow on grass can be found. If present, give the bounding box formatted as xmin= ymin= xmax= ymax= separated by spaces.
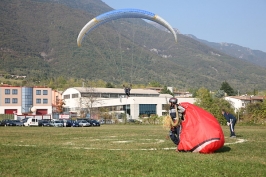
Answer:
xmin=225 ymin=134 xmax=243 ymax=138
xmin=235 ymin=134 xmax=243 ymax=138
xmin=215 ymin=146 xmax=231 ymax=153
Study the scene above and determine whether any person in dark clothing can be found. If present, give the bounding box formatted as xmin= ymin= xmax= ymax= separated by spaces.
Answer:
xmin=222 ymin=109 xmax=237 ymax=138
xmin=123 ymin=84 xmax=131 ymax=98
xmin=168 ymin=97 xmax=185 ymax=145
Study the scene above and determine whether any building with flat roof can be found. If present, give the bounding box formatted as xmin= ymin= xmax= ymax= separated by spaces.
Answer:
xmin=0 ymin=85 xmax=53 ymax=115
xmin=62 ymin=87 xmax=195 ymax=119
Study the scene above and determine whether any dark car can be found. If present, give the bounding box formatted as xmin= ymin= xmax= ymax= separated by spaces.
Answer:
xmin=38 ymin=120 xmax=52 ymax=127
xmin=66 ymin=120 xmax=79 ymax=127
xmin=21 ymin=118 xmax=29 ymax=123
xmin=87 ymin=119 xmax=100 ymax=126
xmin=13 ymin=120 xmax=24 ymax=126
xmin=0 ymin=119 xmax=16 ymax=126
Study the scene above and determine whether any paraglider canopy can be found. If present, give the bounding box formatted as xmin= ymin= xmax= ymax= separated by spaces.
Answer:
xmin=77 ymin=8 xmax=177 ymax=47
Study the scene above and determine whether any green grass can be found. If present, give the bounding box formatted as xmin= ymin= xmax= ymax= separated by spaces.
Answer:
xmin=0 ymin=125 xmax=266 ymax=177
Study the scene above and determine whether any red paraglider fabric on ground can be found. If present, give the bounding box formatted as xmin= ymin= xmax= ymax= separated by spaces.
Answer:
xmin=177 ymin=102 xmax=224 ymax=153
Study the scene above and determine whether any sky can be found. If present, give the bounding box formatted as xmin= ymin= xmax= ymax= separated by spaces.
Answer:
xmin=102 ymin=0 xmax=266 ymax=52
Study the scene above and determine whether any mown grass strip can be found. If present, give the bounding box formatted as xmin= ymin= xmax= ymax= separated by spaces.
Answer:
xmin=0 ymin=125 xmax=265 ymax=177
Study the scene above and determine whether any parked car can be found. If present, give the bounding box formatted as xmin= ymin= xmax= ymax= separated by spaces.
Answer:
xmin=23 ymin=118 xmax=39 ymax=127
xmin=0 ymin=119 xmax=16 ymax=126
xmin=87 ymin=119 xmax=100 ymax=126
xmin=13 ymin=120 xmax=24 ymax=126
xmin=50 ymin=120 xmax=63 ymax=127
xmin=100 ymin=119 xmax=113 ymax=124
xmin=21 ymin=118 xmax=29 ymax=124
xmin=59 ymin=119 xmax=67 ymax=127
xmin=66 ymin=120 xmax=79 ymax=127
xmin=77 ymin=120 xmax=91 ymax=127
xmin=38 ymin=120 xmax=52 ymax=127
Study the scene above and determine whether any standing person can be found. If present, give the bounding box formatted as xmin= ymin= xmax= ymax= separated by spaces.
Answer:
xmin=222 ymin=109 xmax=237 ymax=138
xmin=168 ymin=97 xmax=186 ymax=145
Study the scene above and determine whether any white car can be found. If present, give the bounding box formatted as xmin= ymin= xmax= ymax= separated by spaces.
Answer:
xmin=23 ymin=118 xmax=39 ymax=126
xmin=77 ymin=120 xmax=91 ymax=127
xmin=50 ymin=120 xmax=63 ymax=127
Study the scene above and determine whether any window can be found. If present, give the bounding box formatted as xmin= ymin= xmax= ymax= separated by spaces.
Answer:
xmin=21 ymin=87 xmax=33 ymax=114
xmin=162 ymin=104 xmax=170 ymax=110
xmin=5 ymin=98 xmax=10 ymax=103
xmin=12 ymin=89 xmax=18 ymax=95
xmin=43 ymin=90 xmax=48 ymax=95
xmin=36 ymin=99 xmax=41 ymax=104
xmin=101 ymin=93 xmax=109 ymax=98
xmin=139 ymin=104 xmax=156 ymax=117
xmin=43 ymin=99 xmax=48 ymax=104
xmin=64 ymin=94 xmax=70 ymax=99
xmin=12 ymin=98 xmax=18 ymax=103
xmin=5 ymin=89 xmax=10 ymax=95
xmin=72 ymin=93 xmax=79 ymax=98
xmin=36 ymin=90 xmax=41 ymax=95
xmin=110 ymin=94 xmax=119 ymax=98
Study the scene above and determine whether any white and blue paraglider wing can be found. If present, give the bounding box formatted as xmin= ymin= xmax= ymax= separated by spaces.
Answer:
xmin=77 ymin=8 xmax=177 ymax=47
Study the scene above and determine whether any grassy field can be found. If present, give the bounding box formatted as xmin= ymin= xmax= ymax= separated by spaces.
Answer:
xmin=0 ymin=125 xmax=265 ymax=177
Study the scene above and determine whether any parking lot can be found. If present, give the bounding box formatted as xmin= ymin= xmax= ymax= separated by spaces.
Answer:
xmin=0 ymin=118 xmax=101 ymax=127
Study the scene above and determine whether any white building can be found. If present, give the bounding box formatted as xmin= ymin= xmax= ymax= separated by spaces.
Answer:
xmin=225 ymin=95 xmax=264 ymax=112
xmin=62 ymin=87 xmax=195 ymax=119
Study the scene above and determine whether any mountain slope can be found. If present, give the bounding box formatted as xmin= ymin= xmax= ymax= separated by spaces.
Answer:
xmin=186 ymin=34 xmax=266 ymax=68
xmin=1 ymin=0 xmax=266 ymax=93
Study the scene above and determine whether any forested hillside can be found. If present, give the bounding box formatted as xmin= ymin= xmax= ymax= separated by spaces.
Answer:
xmin=1 ymin=0 xmax=266 ymax=93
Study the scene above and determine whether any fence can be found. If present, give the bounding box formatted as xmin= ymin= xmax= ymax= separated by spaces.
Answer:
xmin=0 ymin=114 xmax=15 ymax=121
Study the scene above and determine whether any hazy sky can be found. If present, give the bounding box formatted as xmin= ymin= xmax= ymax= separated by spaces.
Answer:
xmin=102 ymin=0 xmax=266 ymax=52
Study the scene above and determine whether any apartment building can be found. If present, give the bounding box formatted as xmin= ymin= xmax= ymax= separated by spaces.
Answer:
xmin=0 ymin=85 xmax=53 ymax=115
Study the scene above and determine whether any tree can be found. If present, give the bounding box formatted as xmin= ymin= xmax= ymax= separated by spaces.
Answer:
xmin=99 ymin=107 xmax=113 ymax=124
xmin=106 ymin=82 xmax=115 ymax=88
xmin=56 ymin=99 xmax=65 ymax=113
xmin=78 ymin=86 xmax=102 ymax=119
xmin=194 ymin=87 xmax=213 ymax=110
xmin=244 ymin=101 xmax=266 ymax=124
xmin=148 ymin=81 xmax=161 ymax=87
xmin=195 ymin=87 xmax=234 ymax=124
xmin=214 ymin=90 xmax=225 ymax=98
xmin=220 ymin=81 xmax=235 ymax=96
xmin=160 ymin=86 xmax=173 ymax=96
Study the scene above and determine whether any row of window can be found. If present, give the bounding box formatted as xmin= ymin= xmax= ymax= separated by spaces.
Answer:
xmin=36 ymin=99 xmax=48 ymax=104
xmin=64 ymin=93 xmax=78 ymax=99
xmin=64 ymin=93 xmax=158 ymax=99
xmin=5 ymin=98 xmax=18 ymax=103
xmin=36 ymin=90 xmax=48 ymax=95
xmin=5 ymin=98 xmax=48 ymax=104
xmin=5 ymin=89 xmax=48 ymax=95
xmin=5 ymin=89 xmax=18 ymax=95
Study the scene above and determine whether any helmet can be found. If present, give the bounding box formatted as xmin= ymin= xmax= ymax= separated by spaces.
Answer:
xmin=169 ymin=97 xmax=178 ymax=104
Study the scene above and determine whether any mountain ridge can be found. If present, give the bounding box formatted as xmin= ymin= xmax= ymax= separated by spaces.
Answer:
xmin=185 ymin=34 xmax=266 ymax=67
xmin=0 ymin=0 xmax=266 ymax=93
